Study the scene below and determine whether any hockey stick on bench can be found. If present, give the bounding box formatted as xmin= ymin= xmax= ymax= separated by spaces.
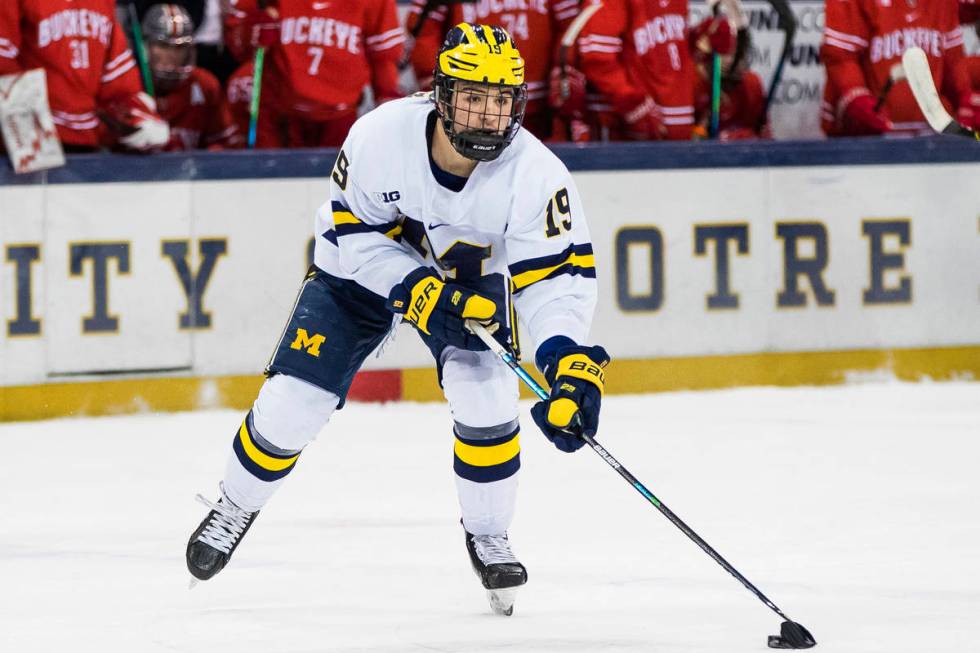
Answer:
xmin=902 ymin=46 xmax=979 ymax=140
xmin=465 ymin=319 xmax=817 ymax=650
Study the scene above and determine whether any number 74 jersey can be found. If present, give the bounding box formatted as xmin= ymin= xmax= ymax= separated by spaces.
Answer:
xmin=314 ymin=94 xmax=598 ymax=351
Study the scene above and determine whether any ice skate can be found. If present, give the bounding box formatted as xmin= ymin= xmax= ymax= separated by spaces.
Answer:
xmin=186 ymin=483 xmax=259 ymax=584
xmin=465 ymin=530 xmax=527 ymax=616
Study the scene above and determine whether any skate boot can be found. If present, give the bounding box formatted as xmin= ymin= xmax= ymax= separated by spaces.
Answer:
xmin=465 ymin=530 xmax=528 ymax=616
xmin=186 ymin=484 xmax=259 ymax=585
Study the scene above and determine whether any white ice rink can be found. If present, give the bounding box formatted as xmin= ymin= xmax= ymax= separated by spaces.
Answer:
xmin=2 ymin=381 xmax=978 ymax=653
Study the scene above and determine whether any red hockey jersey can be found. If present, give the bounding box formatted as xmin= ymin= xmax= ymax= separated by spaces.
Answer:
xmin=577 ymin=0 xmax=695 ymax=140
xmin=225 ymin=0 xmax=403 ymax=119
xmin=406 ymin=0 xmax=579 ymax=133
xmin=821 ymin=0 xmax=971 ymax=136
xmin=693 ymin=70 xmax=766 ymax=139
xmin=225 ymin=61 xmax=254 ymax=141
xmin=157 ymin=67 xmax=241 ymax=150
xmin=0 ymin=0 xmax=145 ymax=147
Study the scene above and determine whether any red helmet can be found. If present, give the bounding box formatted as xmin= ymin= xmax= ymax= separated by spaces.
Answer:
xmin=690 ymin=15 xmax=736 ymax=65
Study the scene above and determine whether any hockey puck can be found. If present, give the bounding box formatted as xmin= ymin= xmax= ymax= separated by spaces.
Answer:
xmin=767 ymin=621 xmax=816 ymax=649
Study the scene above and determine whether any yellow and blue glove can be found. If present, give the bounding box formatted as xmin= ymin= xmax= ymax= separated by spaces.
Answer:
xmin=531 ymin=343 xmax=610 ymax=453
xmin=387 ymin=267 xmax=506 ymax=351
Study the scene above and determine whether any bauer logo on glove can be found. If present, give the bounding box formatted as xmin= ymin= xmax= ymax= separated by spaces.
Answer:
xmin=531 ymin=344 xmax=610 ymax=453
xmin=387 ymin=267 xmax=508 ymax=351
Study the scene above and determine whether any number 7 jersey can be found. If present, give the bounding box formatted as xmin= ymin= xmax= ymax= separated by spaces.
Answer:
xmin=314 ymin=94 xmax=598 ymax=352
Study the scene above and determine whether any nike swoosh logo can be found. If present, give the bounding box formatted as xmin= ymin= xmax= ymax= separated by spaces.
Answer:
xmin=428 ymin=222 xmax=449 ymax=230
xmin=312 ymin=1 xmax=330 ymax=10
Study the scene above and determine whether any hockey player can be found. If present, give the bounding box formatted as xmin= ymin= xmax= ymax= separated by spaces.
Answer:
xmin=224 ymin=60 xmax=253 ymax=143
xmin=576 ymin=0 xmax=695 ymax=141
xmin=689 ymin=12 xmax=767 ymax=140
xmin=405 ymin=0 xmax=580 ymax=139
xmin=142 ymin=4 xmax=241 ymax=150
xmin=821 ymin=0 xmax=976 ymax=137
xmin=0 ymin=0 xmax=169 ymax=152
xmin=959 ymin=0 xmax=980 ymax=128
xmin=186 ymin=23 xmax=608 ymax=616
xmin=222 ymin=0 xmax=404 ymax=148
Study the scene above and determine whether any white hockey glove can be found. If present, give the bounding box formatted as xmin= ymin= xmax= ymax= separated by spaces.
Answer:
xmin=102 ymin=92 xmax=170 ymax=152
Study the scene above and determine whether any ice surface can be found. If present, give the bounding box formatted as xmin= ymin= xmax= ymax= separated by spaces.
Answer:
xmin=2 ymin=382 xmax=978 ymax=652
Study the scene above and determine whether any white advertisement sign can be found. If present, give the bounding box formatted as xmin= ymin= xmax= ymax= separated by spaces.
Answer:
xmin=3 ymin=161 xmax=979 ymax=388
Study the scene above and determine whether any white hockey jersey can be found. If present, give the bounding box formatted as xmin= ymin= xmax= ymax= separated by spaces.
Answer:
xmin=313 ymin=94 xmax=597 ymax=356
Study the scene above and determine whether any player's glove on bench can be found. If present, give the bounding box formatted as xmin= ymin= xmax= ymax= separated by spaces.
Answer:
xmin=387 ymin=267 xmax=506 ymax=351
xmin=531 ymin=345 xmax=610 ymax=453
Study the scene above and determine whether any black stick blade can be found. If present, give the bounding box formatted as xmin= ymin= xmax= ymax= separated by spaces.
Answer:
xmin=941 ymin=121 xmax=980 ymax=140
xmin=768 ymin=621 xmax=817 ymax=649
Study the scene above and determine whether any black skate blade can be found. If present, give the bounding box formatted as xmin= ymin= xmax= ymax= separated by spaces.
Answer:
xmin=768 ymin=621 xmax=816 ymax=649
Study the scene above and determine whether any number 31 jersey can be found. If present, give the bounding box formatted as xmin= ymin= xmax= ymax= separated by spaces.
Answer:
xmin=314 ymin=94 xmax=598 ymax=352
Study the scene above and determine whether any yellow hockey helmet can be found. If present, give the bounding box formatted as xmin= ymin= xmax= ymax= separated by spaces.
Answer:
xmin=432 ymin=23 xmax=528 ymax=161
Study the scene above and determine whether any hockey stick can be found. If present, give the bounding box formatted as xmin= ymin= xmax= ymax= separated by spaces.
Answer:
xmin=558 ymin=1 xmax=603 ymax=93
xmin=756 ymin=0 xmax=796 ymax=134
xmin=465 ymin=320 xmax=817 ymax=650
xmin=902 ymin=47 xmax=979 ymax=140
xmin=874 ymin=63 xmax=905 ymax=113
xmin=398 ymin=0 xmax=441 ymax=71
xmin=247 ymin=0 xmax=270 ymax=149
xmin=707 ymin=1 xmax=724 ymax=139
xmin=247 ymin=47 xmax=265 ymax=148
xmin=555 ymin=1 xmax=603 ymax=140
xmin=399 ymin=1 xmax=476 ymax=72
xmin=554 ymin=2 xmax=603 ymax=140
xmin=710 ymin=53 xmax=722 ymax=138
xmin=127 ymin=3 xmax=155 ymax=97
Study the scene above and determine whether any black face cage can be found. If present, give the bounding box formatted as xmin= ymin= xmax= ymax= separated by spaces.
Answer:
xmin=433 ymin=75 xmax=528 ymax=162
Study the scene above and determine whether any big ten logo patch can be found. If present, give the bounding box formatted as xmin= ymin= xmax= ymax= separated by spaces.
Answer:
xmin=290 ymin=328 xmax=326 ymax=357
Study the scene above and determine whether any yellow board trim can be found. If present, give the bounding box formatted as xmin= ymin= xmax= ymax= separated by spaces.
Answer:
xmin=0 ymin=374 xmax=263 ymax=422
xmin=511 ymin=253 xmax=595 ymax=291
xmin=238 ymin=421 xmax=299 ymax=471
xmin=454 ymin=433 xmax=520 ymax=467
xmin=1 ymin=346 xmax=978 ymax=421
xmin=332 ymin=210 xmax=360 ymax=225
xmin=405 ymin=346 xmax=980 ymax=402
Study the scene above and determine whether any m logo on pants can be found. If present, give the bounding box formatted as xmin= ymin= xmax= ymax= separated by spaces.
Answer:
xmin=290 ymin=328 xmax=325 ymax=357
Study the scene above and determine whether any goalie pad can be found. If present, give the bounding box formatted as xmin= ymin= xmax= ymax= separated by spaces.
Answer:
xmin=0 ymin=68 xmax=65 ymax=174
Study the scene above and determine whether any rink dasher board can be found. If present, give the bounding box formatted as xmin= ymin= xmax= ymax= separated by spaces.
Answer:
xmin=0 ymin=141 xmax=978 ymax=419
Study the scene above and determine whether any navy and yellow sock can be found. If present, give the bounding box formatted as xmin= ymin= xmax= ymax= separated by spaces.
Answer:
xmin=453 ymin=423 xmax=521 ymax=483
xmin=232 ymin=412 xmax=301 ymax=482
